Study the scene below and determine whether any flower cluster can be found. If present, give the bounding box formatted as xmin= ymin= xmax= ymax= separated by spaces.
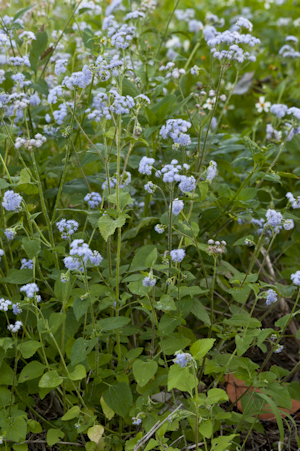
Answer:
xmin=20 ymin=283 xmax=40 ymax=301
xmin=2 ymin=190 xmax=23 ymax=212
xmin=15 ymin=134 xmax=47 ymax=150
xmin=56 ymin=219 xmax=79 ymax=239
xmin=160 ymin=119 xmax=191 ymax=148
xmin=63 ymin=239 xmax=103 ymax=272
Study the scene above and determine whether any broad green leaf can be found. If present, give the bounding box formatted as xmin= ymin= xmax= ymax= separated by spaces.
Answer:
xmin=132 ymin=360 xmax=158 ymax=387
xmin=88 ymin=425 xmax=104 ymax=444
xmin=20 ymin=340 xmax=43 ymax=359
xmin=191 ymin=299 xmax=211 ymax=325
xmin=130 ymin=245 xmax=157 ymax=271
xmin=199 ymin=419 xmax=213 ymax=439
xmin=98 ymin=213 xmax=129 ymax=241
xmin=0 ymin=362 xmax=16 ymax=385
xmin=190 ymin=338 xmax=215 ymax=360
xmin=21 ymin=238 xmax=41 ymax=259
xmin=161 ymin=338 xmax=190 ymax=355
xmin=62 ymin=406 xmax=80 ymax=421
xmin=0 ymin=387 xmax=13 ymax=407
xmin=14 ymin=4 xmax=37 ymax=21
xmin=103 ymin=382 xmax=133 ymax=418
xmin=100 ymin=396 xmax=115 ymax=420
xmin=38 ymin=371 xmax=63 ymax=388
xmin=107 ymin=192 xmax=134 ymax=211
xmin=19 ymin=361 xmax=46 ymax=383
xmin=46 ymin=429 xmax=64 ymax=447
xmin=0 ymin=268 xmax=33 ymax=284
xmin=68 ymin=364 xmax=86 ymax=381
xmin=97 ymin=316 xmax=131 ymax=331
xmin=73 ymin=295 xmax=91 ymax=321
xmin=154 ymin=294 xmax=176 ymax=312
xmin=167 ymin=365 xmax=195 ymax=395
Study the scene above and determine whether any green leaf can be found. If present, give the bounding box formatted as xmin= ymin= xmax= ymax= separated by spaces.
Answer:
xmin=46 ymin=429 xmax=64 ymax=447
xmin=38 ymin=370 xmax=63 ymax=388
xmin=29 ymin=31 xmax=48 ymax=72
xmin=62 ymin=406 xmax=80 ymax=421
xmin=207 ymin=388 xmax=228 ymax=404
xmin=0 ymin=387 xmax=13 ymax=407
xmin=0 ymin=178 xmax=10 ymax=189
xmin=160 ymin=338 xmax=190 ymax=355
xmin=98 ymin=213 xmax=129 ymax=241
xmin=20 ymin=340 xmax=43 ymax=359
xmin=199 ymin=419 xmax=213 ymax=439
xmin=70 ymin=337 xmax=97 ymax=366
xmin=14 ymin=3 xmax=37 ymax=21
xmin=167 ymin=365 xmax=195 ymax=395
xmin=257 ymin=393 xmax=284 ymax=442
xmin=103 ymin=382 xmax=133 ymax=418
xmin=191 ymin=299 xmax=211 ymax=325
xmin=132 ymin=360 xmax=158 ymax=387
xmin=154 ymin=294 xmax=176 ymax=312
xmin=88 ymin=425 xmax=104 ymax=444
xmin=73 ymin=295 xmax=91 ymax=321
xmin=31 ymin=80 xmax=49 ymax=95
xmin=0 ymin=268 xmax=33 ymax=284
xmin=236 ymin=188 xmax=257 ymax=202
xmin=27 ymin=419 xmax=43 ymax=434
xmin=0 ymin=133 xmax=8 ymax=143
xmin=107 ymin=192 xmax=134 ymax=211
xmin=21 ymin=238 xmax=41 ymax=259
xmin=211 ymin=434 xmax=239 ymax=451
xmin=97 ymin=316 xmax=131 ymax=331
xmin=190 ymin=338 xmax=215 ymax=360
xmin=100 ymin=396 xmax=115 ymax=420
xmin=122 ymin=77 xmax=140 ymax=97
xmin=0 ymin=362 xmax=14 ymax=385
xmin=19 ymin=361 xmax=46 ymax=383
xmin=130 ymin=245 xmax=157 ymax=271
xmin=83 ymin=28 xmax=94 ymax=50
xmin=68 ymin=364 xmax=87 ymax=381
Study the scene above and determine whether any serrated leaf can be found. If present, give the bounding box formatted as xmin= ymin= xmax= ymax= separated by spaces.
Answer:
xmin=98 ymin=214 xmax=129 ymax=241
xmin=190 ymin=338 xmax=215 ymax=360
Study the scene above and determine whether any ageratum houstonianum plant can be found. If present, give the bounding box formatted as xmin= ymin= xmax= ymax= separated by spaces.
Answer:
xmin=1 ymin=0 xmax=300 ymax=450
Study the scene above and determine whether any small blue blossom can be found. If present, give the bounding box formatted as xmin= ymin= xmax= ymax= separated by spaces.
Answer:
xmin=84 ymin=192 xmax=102 ymax=208
xmin=206 ymin=160 xmax=218 ymax=182
xmin=56 ymin=219 xmax=79 ymax=239
xmin=173 ymin=352 xmax=192 ymax=368
xmin=284 ymin=219 xmax=294 ymax=230
xmin=132 ymin=417 xmax=142 ymax=426
xmin=4 ymin=228 xmax=16 ymax=240
xmin=154 ymin=224 xmax=165 ymax=234
xmin=139 ymin=156 xmax=155 ymax=175
xmin=20 ymin=283 xmax=39 ymax=299
xmin=2 ymin=190 xmax=23 ymax=212
xmin=142 ymin=276 xmax=157 ymax=287
xmin=12 ymin=303 xmax=22 ymax=315
xmin=178 ymin=175 xmax=196 ymax=193
xmin=266 ymin=209 xmax=283 ymax=228
xmin=171 ymin=198 xmax=184 ymax=216
xmin=170 ymin=249 xmax=186 ymax=263
xmin=291 ymin=271 xmax=300 ymax=286
xmin=20 ymin=259 xmax=33 ymax=270
xmin=266 ymin=289 xmax=277 ymax=305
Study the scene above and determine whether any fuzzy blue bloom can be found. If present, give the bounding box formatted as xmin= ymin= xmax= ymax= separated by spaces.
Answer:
xmin=20 ymin=283 xmax=39 ymax=299
xmin=171 ymin=198 xmax=184 ymax=216
xmin=84 ymin=192 xmax=102 ymax=208
xmin=142 ymin=276 xmax=157 ymax=287
xmin=20 ymin=259 xmax=33 ymax=270
xmin=266 ymin=289 xmax=277 ymax=305
xmin=173 ymin=352 xmax=191 ymax=367
xmin=56 ymin=219 xmax=79 ymax=239
xmin=266 ymin=209 xmax=283 ymax=228
xmin=139 ymin=156 xmax=155 ymax=175
xmin=291 ymin=271 xmax=300 ymax=286
xmin=4 ymin=229 xmax=15 ymax=240
xmin=2 ymin=190 xmax=23 ymax=212
xmin=170 ymin=249 xmax=186 ymax=262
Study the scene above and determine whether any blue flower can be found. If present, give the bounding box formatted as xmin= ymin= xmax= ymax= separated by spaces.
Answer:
xmin=170 ymin=249 xmax=186 ymax=263
xmin=2 ymin=190 xmax=23 ymax=212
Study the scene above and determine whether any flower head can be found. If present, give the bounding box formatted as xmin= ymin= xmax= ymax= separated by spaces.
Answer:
xmin=255 ymin=97 xmax=271 ymax=113
xmin=2 ymin=190 xmax=23 ymax=212
xmin=170 ymin=249 xmax=186 ymax=263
